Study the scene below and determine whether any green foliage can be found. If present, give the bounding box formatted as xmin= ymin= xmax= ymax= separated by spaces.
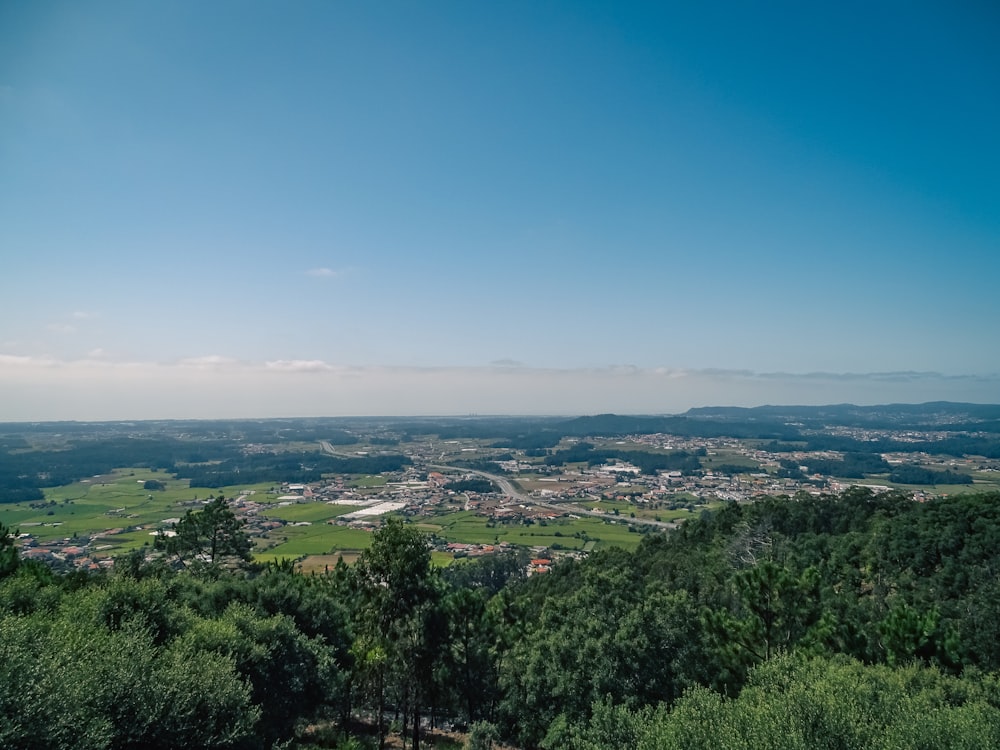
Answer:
xmin=177 ymin=452 xmax=410 ymax=488
xmin=181 ymin=602 xmax=340 ymax=745
xmin=632 ymin=655 xmax=1000 ymax=750
xmin=0 ymin=551 xmax=358 ymax=749
xmin=879 ymin=601 xmax=960 ymax=668
xmin=9 ymin=486 xmax=1000 ymax=749
xmin=159 ymin=496 xmax=252 ymax=568
xmin=0 ymin=520 xmax=18 ymax=578
xmin=356 ymin=517 xmax=433 ymax=629
xmin=888 ymin=464 xmax=973 ymax=485
xmin=465 ymin=720 xmax=500 ymax=750
xmin=498 ymin=550 xmax=705 ymax=747
xmin=354 ymin=518 xmax=442 ymax=749
xmin=544 ymin=443 xmax=702 ymax=475
xmin=702 ymin=561 xmax=827 ymax=687
xmin=0 ymin=593 xmax=259 ymax=749
xmin=802 ymin=451 xmax=890 ymax=478
xmin=445 ymin=478 xmax=498 ymax=494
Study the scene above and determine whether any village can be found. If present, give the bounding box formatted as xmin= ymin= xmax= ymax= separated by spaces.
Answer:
xmin=10 ymin=428 xmax=996 ymax=574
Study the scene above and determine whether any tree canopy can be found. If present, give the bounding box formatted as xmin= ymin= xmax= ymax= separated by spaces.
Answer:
xmin=158 ymin=496 xmax=252 ymax=569
xmin=6 ymin=489 xmax=1000 ymax=748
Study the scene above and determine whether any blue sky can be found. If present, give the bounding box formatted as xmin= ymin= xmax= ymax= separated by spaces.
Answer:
xmin=2 ymin=1 xmax=998 ymax=420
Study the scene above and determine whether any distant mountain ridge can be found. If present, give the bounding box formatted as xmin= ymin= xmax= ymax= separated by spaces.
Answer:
xmin=681 ymin=402 xmax=1000 ymax=432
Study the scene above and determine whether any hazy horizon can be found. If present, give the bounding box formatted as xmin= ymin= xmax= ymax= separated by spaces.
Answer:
xmin=3 ymin=2 xmax=998 ymax=420
xmin=2 ymin=355 xmax=998 ymax=422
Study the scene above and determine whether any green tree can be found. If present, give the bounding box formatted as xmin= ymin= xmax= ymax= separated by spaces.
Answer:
xmin=703 ymin=561 xmax=827 ymax=689
xmin=445 ymin=587 xmax=495 ymax=723
xmin=159 ymin=497 xmax=252 ymax=569
xmin=466 ymin=720 xmax=500 ymax=750
xmin=181 ymin=602 xmax=338 ymax=746
xmin=634 ymin=655 xmax=1000 ymax=750
xmin=355 ymin=518 xmax=440 ymax=750
xmin=879 ymin=601 xmax=960 ymax=668
xmin=0 ymin=521 xmax=18 ymax=578
xmin=499 ymin=554 xmax=703 ymax=747
xmin=0 ymin=590 xmax=258 ymax=750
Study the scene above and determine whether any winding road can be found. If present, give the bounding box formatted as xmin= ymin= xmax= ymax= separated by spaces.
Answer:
xmin=428 ymin=463 xmax=678 ymax=531
xmin=318 ymin=440 xmax=678 ymax=531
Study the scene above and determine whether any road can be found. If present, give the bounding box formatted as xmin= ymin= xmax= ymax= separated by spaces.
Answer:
xmin=428 ymin=463 xmax=678 ymax=531
xmin=319 ymin=441 xmax=678 ymax=531
xmin=319 ymin=440 xmax=354 ymax=458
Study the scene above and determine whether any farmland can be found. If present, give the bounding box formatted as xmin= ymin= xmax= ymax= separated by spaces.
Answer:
xmin=4 ymin=405 xmax=1000 ymax=572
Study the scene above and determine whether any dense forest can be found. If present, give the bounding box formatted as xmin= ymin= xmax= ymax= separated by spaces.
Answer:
xmin=542 ymin=442 xmax=702 ymax=475
xmin=0 ymin=436 xmax=411 ymax=500
xmin=5 ymin=487 xmax=1000 ymax=748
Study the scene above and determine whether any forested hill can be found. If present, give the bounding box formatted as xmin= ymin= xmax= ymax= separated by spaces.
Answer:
xmin=4 ymin=403 xmax=1000 ymax=504
xmin=555 ymin=413 xmax=799 ymax=439
xmin=563 ymin=401 xmax=1000 ymax=435
xmin=500 ymin=488 xmax=1000 ymax=747
xmin=392 ymin=401 xmax=1000 ymax=445
xmin=683 ymin=401 xmax=1000 ymax=431
xmin=6 ymin=488 xmax=1000 ymax=748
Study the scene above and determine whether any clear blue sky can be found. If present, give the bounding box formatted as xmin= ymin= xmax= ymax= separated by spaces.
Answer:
xmin=2 ymin=1 xmax=998 ymax=419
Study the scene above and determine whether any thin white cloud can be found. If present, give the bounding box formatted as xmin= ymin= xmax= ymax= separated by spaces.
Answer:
xmin=43 ymin=311 xmax=97 ymax=335
xmin=0 ymin=356 xmax=996 ymax=421
xmin=0 ymin=354 xmax=59 ymax=368
xmin=306 ymin=267 xmax=343 ymax=278
xmin=264 ymin=359 xmax=334 ymax=372
xmin=177 ymin=355 xmax=239 ymax=369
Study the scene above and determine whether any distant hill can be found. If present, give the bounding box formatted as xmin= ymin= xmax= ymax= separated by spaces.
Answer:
xmin=555 ymin=413 xmax=799 ymax=440
xmin=683 ymin=402 xmax=1000 ymax=432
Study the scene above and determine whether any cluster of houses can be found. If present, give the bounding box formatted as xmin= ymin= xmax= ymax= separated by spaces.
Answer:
xmin=17 ymin=527 xmax=121 ymax=572
xmin=17 ymin=428 xmax=985 ymax=574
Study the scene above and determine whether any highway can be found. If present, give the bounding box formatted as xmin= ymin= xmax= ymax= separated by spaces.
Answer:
xmin=319 ymin=440 xmax=678 ymax=531
xmin=319 ymin=440 xmax=353 ymax=458
xmin=428 ymin=463 xmax=678 ymax=531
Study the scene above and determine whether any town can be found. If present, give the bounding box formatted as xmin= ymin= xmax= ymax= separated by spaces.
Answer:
xmin=8 ymin=407 xmax=999 ymax=575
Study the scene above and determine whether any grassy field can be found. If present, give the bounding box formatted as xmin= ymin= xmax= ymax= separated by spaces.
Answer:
xmin=842 ymin=478 xmax=1000 ymax=496
xmin=18 ymin=454 xmax=992 ymax=572
xmin=295 ymin=552 xmax=360 ymax=573
xmin=579 ymin=498 xmax=708 ymax=523
xmin=1 ymin=468 xmax=194 ymax=544
xmin=834 ymin=471 xmax=1000 ymax=496
xmin=1 ymin=469 xmax=319 ymax=555
xmin=254 ymin=524 xmax=375 ymax=562
xmin=256 ymin=501 xmax=357 ymax=523
xmin=4 ymin=467 xmax=653 ymax=564
xmin=429 ymin=510 xmax=644 ymax=552
xmin=702 ymin=450 xmax=762 ymax=470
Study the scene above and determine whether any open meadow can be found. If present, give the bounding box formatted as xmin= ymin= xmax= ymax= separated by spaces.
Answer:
xmin=5 ymin=465 xmax=665 ymax=567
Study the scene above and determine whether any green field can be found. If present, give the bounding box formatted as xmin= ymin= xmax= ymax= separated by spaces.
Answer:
xmin=428 ymin=510 xmax=644 ymax=552
xmin=256 ymin=501 xmax=356 ymax=523
xmin=5 ymin=467 xmax=662 ymax=565
xmin=2 ymin=469 xmax=286 ymax=554
xmin=579 ymin=498 xmax=709 ymax=523
xmin=1 ymin=468 xmax=196 ymax=543
xmin=702 ymin=451 xmax=762 ymax=470
xmin=20 ymin=459 xmax=992 ymax=572
xmin=255 ymin=524 xmax=375 ymax=562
